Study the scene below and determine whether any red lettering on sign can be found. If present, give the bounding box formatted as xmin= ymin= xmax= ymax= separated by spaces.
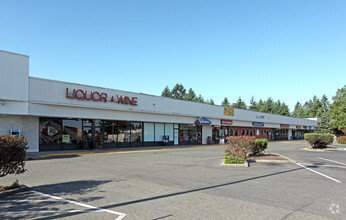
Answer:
xmin=75 ymin=89 xmax=85 ymax=100
xmin=131 ymin=97 xmax=138 ymax=106
xmin=116 ymin=96 xmax=124 ymax=104
xmin=84 ymin=91 xmax=92 ymax=101
xmin=124 ymin=96 xmax=131 ymax=105
xmin=101 ymin=93 xmax=108 ymax=102
xmin=66 ymin=88 xmax=75 ymax=99
xmin=92 ymin=92 xmax=101 ymax=101
xmin=66 ymin=88 xmax=138 ymax=106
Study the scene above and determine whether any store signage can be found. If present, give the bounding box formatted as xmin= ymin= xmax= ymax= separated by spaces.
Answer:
xmin=280 ymin=124 xmax=289 ymax=128
xmin=256 ymin=115 xmax=265 ymax=119
xmin=252 ymin=122 xmax=264 ymax=127
xmin=195 ymin=117 xmax=212 ymax=125
xmin=296 ymin=126 xmax=301 ymax=129
xmin=62 ymin=135 xmax=70 ymax=143
xmin=221 ymin=120 xmax=233 ymax=125
xmin=223 ymin=107 xmax=234 ymax=116
xmin=66 ymin=88 xmax=138 ymax=106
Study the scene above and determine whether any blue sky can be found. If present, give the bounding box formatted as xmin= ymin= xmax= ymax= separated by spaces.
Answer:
xmin=1 ymin=0 xmax=345 ymax=110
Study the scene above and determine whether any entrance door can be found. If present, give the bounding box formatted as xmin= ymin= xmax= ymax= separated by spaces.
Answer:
xmin=83 ymin=126 xmax=93 ymax=149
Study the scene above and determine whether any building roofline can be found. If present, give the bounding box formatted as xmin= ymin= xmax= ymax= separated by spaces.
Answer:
xmin=0 ymin=49 xmax=29 ymax=57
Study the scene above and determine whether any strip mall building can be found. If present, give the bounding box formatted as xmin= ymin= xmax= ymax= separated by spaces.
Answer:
xmin=0 ymin=50 xmax=320 ymax=152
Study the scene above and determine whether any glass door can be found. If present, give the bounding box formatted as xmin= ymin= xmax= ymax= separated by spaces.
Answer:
xmin=83 ymin=126 xmax=92 ymax=149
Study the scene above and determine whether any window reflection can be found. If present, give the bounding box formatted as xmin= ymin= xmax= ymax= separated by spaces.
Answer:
xmin=39 ymin=118 xmax=62 ymax=144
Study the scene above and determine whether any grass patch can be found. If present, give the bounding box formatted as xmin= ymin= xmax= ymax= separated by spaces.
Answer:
xmin=0 ymin=179 xmax=20 ymax=192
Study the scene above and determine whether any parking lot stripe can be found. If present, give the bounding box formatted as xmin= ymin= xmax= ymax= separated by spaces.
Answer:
xmin=299 ymin=163 xmax=346 ymax=169
xmin=0 ymin=210 xmax=102 ymax=214
xmin=318 ymin=157 xmax=346 ymax=166
xmin=295 ymin=163 xmax=341 ymax=183
xmin=0 ymin=200 xmax=67 ymax=202
xmin=30 ymin=190 xmax=126 ymax=220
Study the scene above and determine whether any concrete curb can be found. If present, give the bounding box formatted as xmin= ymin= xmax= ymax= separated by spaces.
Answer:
xmin=221 ymin=160 xmax=249 ymax=167
xmin=26 ymin=144 xmax=226 ymax=160
xmin=300 ymin=147 xmax=346 ymax=152
xmin=247 ymin=153 xmax=296 ymax=163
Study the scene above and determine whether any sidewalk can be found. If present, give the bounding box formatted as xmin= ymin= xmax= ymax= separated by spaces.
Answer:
xmin=25 ymin=144 xmax=222 ymax=160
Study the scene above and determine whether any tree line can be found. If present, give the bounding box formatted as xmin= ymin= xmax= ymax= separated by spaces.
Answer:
xmin=161 ymin=83 xmax=346 ymax=134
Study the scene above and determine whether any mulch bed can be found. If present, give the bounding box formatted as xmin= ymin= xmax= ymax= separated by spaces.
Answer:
xmin=247 ymin=153 xmax=290 ymax=162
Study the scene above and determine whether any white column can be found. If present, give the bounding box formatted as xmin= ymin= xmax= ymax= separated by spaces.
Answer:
xmin=202 ymin=125 xmax=212 ymax=144
xmin=288 ymin=129 xmax=292 ymax=140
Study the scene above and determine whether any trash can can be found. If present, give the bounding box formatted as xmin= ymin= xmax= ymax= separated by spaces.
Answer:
xmin=162 ymin=135 xmax=169 ymax=146
xmin=207 ymin=136 xmax=212 ymax=144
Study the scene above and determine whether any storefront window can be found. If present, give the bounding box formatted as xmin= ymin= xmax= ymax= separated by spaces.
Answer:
xmin=190 ymin=126 xmax=198 ymax=142
xmin=118 ymin=121 xmax=131 ymax=143
xmin=235 ymin=129 xmax=238 ymax=136
xmin=39 ymin=118 xmax=62 ymax=144
xmin=242 ymin=129 xmax=245 ymax=136
xmin=230 ymin=128 xmax=233 ymax=136
xmin=180 ymin=125 xmax=189 ymax=142
xmin=103 ymin=121 xmax=116 ymax=143
xmin=155 ymin=123 xmax=165 ymax=142
xmin=165 ymin=124 xmax=174 ymax=141
xmin=246 ymin=129 xmax=249 ymax=136
xmin=144 ymin=123 xmax=155 ymax=141
xmin=131 ymin=122 xmax=142 ymax=143
xmin=62 ymin=119 xmax=82 ymax=144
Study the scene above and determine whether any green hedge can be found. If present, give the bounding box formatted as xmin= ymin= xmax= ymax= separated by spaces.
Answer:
xmin=251 ymin=139 xmax=268 ymax=156
xmin=304 ymin=133 xmax=334 ymax=148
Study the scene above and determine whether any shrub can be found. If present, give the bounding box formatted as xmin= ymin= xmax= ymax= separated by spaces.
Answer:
xmin=304 ymin=133 xmax=334 ymax=148
xmin=0 ymin=135 xmax=28 ymax=177
xmin=251 ymin=139 xmax=268 ymax=156
xmin=225 ymin=136 xmax=255 ymax=164
xmin=337 ymin=136 xmax=346 ymax=144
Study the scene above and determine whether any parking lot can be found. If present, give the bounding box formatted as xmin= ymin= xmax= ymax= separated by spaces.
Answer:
xmin=1 ymin=141 xmax=345 ymax=219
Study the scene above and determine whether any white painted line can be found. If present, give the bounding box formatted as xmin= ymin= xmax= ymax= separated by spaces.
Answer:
xmin=0 ymin=209 xmax=101 ymax=214
xmin=318 ymin=157 xmax=346 ymax=166
xmin=30 ymin=190 xmax=126 ymax=220
xmin=299 ymin=163 xmax=346 ymax=169
xmin=0 ymin=200 xmax=67 ymax=202
xmin=295 ymin=163 xmax=341 ymax=183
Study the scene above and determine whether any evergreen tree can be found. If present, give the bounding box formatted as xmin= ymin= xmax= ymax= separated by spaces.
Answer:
xmin=207 ymin=99 xmax=215 ymax=105
xmin=221 ymin=97 xmax=230 ymax=107
xmin=171 ymin=83 xmax=186 ymax=100
xmin=232 ymin=97 xmax=247 ymax=110
xmin=329 ymin=85 xmax=346 ymax=133
xmin=249 ymin=96 xmax=257 ymax=111
xmin=186 ymin=88 xmax=197 ymax=101
xmin=257 ymin=99 xmax=264 ymax=112
xmin=161 ymin=86 xmax=172 ymax=98
xmin=262 ymin=97 xmax=274 ymax=113
xmin=280 ymin=102 xmax=291 ymax=116
xmin=196 ymin=94 xmax=205 ymax=103
xmin=273 ymin=100 xmax=282 ymax=115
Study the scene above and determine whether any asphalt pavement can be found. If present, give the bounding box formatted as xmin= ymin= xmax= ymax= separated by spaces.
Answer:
xmin=1 ymin=141 xmax=345 ymax=219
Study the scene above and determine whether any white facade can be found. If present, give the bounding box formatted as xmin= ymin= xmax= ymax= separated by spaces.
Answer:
xmin=0 ymin=50 xmax=320 ymax=152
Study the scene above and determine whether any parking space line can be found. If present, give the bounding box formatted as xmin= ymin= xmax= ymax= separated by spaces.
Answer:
xmin=0 ymin=200 xmax=67 ymax=202
xmin=0 ymin=209 xmax=101 ymax=214
xmin=30 ymin=190 xmax=126 ymax=220
xmin=299 ymin=163 xmax=346 ymax=169
xmin=295 ymin=163 xmax=341 ymax=183
xmin=318 ymin=157 xmax=346 ymax=166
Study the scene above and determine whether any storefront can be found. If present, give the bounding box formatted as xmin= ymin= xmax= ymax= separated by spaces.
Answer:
xmin=0 ymin=50 xmax=321 ymax=152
